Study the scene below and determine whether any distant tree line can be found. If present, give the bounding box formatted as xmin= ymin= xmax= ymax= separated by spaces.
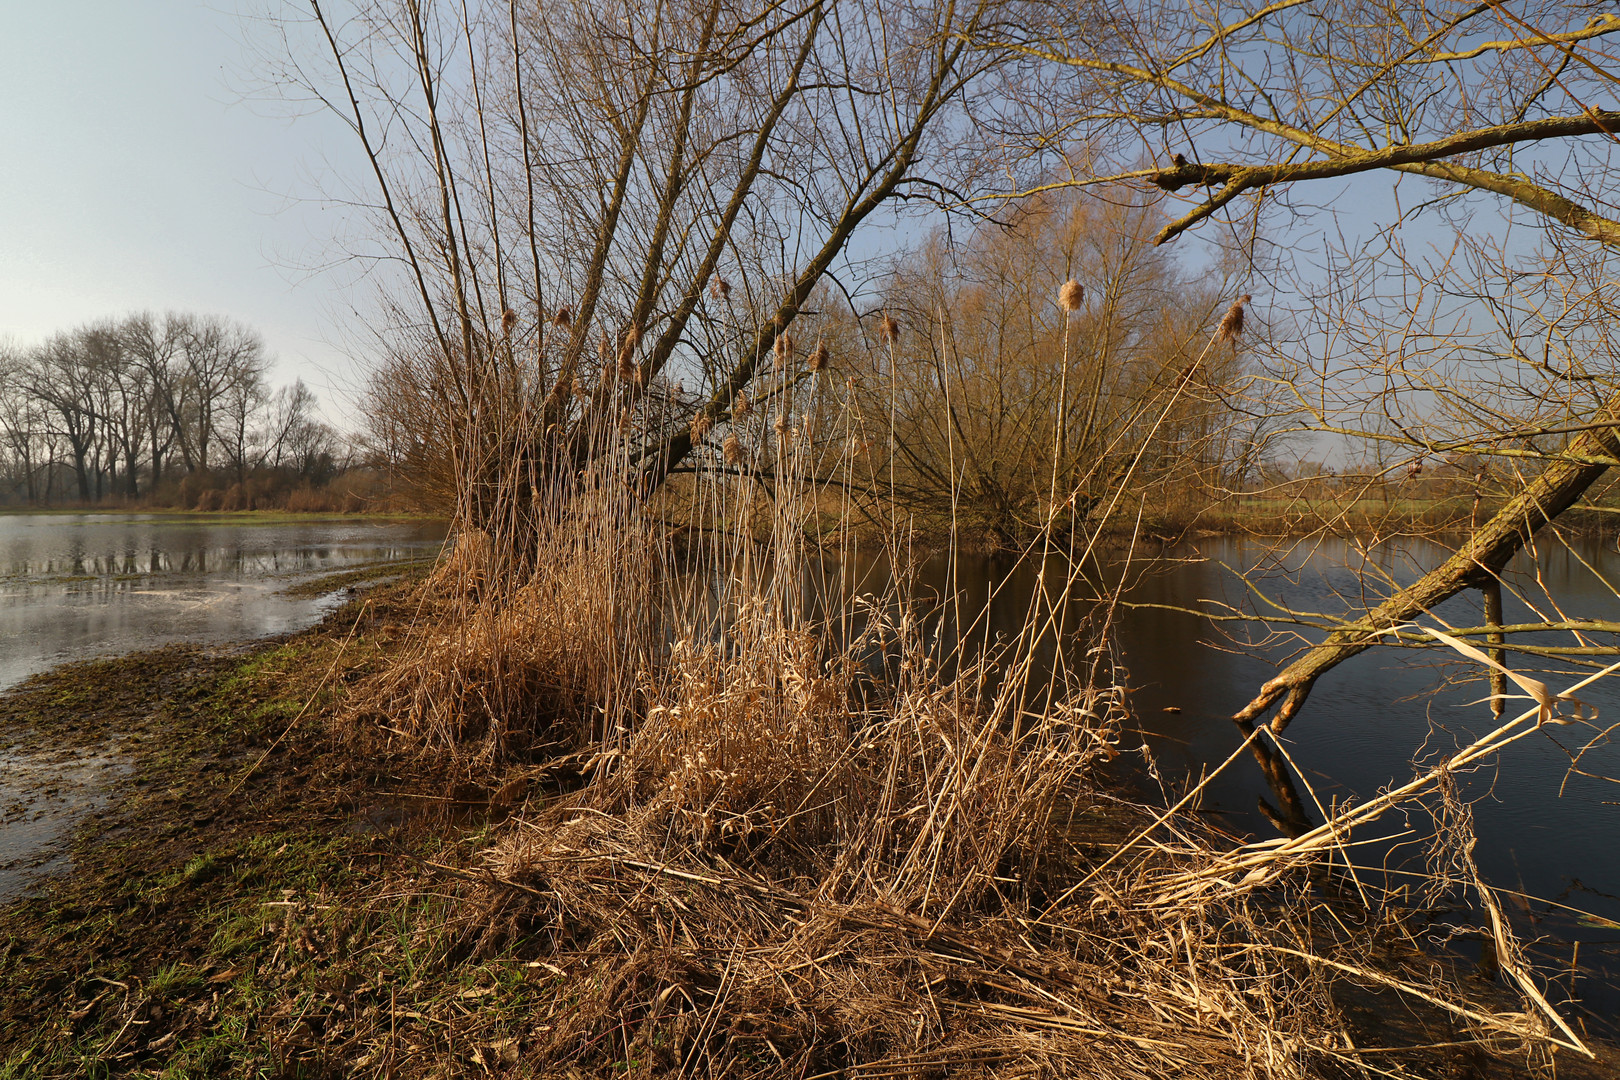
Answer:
xmin=0 ymin=313 xmax=359 ymax=510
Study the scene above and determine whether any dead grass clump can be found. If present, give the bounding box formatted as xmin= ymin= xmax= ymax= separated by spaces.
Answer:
xmin=435 ymin=602 xmax=1367 ymax=1078
xmin=620 ymin=625 xmax=851 ymax=850
xmin=466 ymin=729 xmax=1351 ymax=1078
xmin=595 ymin=597 xmax=1124 ymax=903
xmin=424 ymin=527 xmax=493 ymax=597
xmin=418 ymin=589 xmax=1598 ymax=1077
xmin=342 ymin=588 xmax=570 ymax=762
xmin=346 ymin=506 xmax=654 ymax=766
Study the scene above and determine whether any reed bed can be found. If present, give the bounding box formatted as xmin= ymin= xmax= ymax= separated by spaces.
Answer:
xmin=349 ymin=465 xmax=657 ymax=766
xmin=340 ymin=304 xmax=1608 ymax=1077
xmin=456 ymin=625 xmax=1352 ymax=1078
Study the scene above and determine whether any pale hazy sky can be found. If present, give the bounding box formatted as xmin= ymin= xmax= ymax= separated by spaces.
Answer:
xmin=0 ymin=1 xmax=1485 ymax=448
xmin=0 ymin=1 xmax=368 ymax=420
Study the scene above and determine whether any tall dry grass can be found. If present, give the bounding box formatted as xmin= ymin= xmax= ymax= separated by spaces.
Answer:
xmin=344 ymin=295 xmax=1608 ymax=1076
xmin=349 ymin=417 xmax=659 ymax=764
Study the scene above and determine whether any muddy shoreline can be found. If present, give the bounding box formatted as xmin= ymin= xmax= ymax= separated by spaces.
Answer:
xmin=0 ymin=579 xmax=500 ymax=1073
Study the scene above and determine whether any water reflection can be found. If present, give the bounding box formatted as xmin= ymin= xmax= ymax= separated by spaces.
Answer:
xmin=0 ymin=513 xmax=448 ymax=692
xmin=784 ymin=536 xmax=1620 ymax=1030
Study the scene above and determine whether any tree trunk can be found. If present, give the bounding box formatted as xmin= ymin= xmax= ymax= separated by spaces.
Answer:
xmin=125 ymin=444 xmax=140 ymax=498
xmin=1483 ymin=577 xmax=1506 ymax=720
xmin=73 ymin=446 xmax=91 ymax=502
xmin=1235 ymin=417 xmax=1620 ymax=731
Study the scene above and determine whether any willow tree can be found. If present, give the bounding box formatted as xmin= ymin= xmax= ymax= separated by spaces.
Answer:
xmin=285 ymin=0 xmax=998 ymax=562
xmin=844 ymin=194 xmax=1254 ymax=547
xmin=975 ymin=0 xmax=1620 ymax=728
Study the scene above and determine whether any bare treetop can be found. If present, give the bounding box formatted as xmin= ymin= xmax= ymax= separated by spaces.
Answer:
xmin=975 ymin=1 xmax=1620 ymax=247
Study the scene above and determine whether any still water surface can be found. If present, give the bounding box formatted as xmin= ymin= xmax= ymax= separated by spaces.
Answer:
xmin=1118 ymin=537 xmax=1620 ymax=910
xmin=0 ymin=513 xmax=448 ymax=692
xmin=0 ymin=512 xmax=449 ymax=899
xmin=882 ymin=535 xmax=1620 ymax=1031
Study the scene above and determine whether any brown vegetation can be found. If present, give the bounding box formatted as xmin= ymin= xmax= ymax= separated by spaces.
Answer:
xmin=322 ymin=341 xmax=1606 ymax=1075
xmin=223 ymin=3 xmax=1620 ymax=1074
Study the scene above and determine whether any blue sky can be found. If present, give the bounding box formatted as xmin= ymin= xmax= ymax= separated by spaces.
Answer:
xmin=0 ymin=1 xmax=367 ymax=420
xmin=0 ymin=1 xmax=1548 ymax=456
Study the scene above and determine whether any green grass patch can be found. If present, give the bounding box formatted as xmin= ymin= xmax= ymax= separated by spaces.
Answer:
xmin=0 ymin=577 xmax=557 ymax=1077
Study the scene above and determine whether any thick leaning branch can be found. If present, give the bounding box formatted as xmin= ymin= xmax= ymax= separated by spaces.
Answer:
xmin=1148 ymin=110 xmax=1620 ymax=245
xmin=1235 ymin=414 xmax=1620 ymax=730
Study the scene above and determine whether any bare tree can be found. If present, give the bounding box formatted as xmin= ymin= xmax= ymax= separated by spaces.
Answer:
xmin=122 ymin=312 xmax=188 ymax=490
xmin=174 ymin=315 xmax=270 ymax=475
xmin=846 ymin=194 xmax=1254 ymax=545
xmin=78 ymin=321 xmax=154 ymax=499
xmin=0 ymin=341 xmax=48 ymax=503
xmin=218 ymin=362 xmax=270 ymax=486
xmin=974 ymin=0 xmax=1620 ymax=727
xmin=276 ymin=0 xmax=1002 ymax=561
xmin=263 ymin=380 xmax=338 ymax=478
xmin=25 ymin=330 xmax=104 ymax=501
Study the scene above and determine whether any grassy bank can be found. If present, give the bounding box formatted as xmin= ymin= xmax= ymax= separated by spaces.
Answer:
xmin=0 ymin=580 xmax=535 ymax=1077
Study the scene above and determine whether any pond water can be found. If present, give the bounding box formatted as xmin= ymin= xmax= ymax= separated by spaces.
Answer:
xmin=1117 ymin=537 xmax=1619 ymax=909
xmin=0 ymin=512 xmax=448 ymax=899
xmin=0 ymin=513 xmax=448 ymax=692
xmin=870 ymin=535 xmax=1620 ymax=1035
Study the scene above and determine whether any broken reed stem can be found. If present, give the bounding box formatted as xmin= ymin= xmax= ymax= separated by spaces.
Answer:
xmin=1241 ymin=944 xmax=1578 ymax=1050
xmin=1483 ymin=577 xmax=1506 ymax=720
xmin=1055 ymin=724 xmax=1267 ymax=906
xmin=1154 ymin=652 xmax=1620 ymax=904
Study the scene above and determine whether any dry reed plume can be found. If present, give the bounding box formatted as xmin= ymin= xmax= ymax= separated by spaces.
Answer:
xmin=1217 ymin=293 xmax=1252 ymax=342
xmin=1059 ymin=279 xmax=1084 ymax=312
xmin=879 ymin=312 xmax=900 ymax=346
